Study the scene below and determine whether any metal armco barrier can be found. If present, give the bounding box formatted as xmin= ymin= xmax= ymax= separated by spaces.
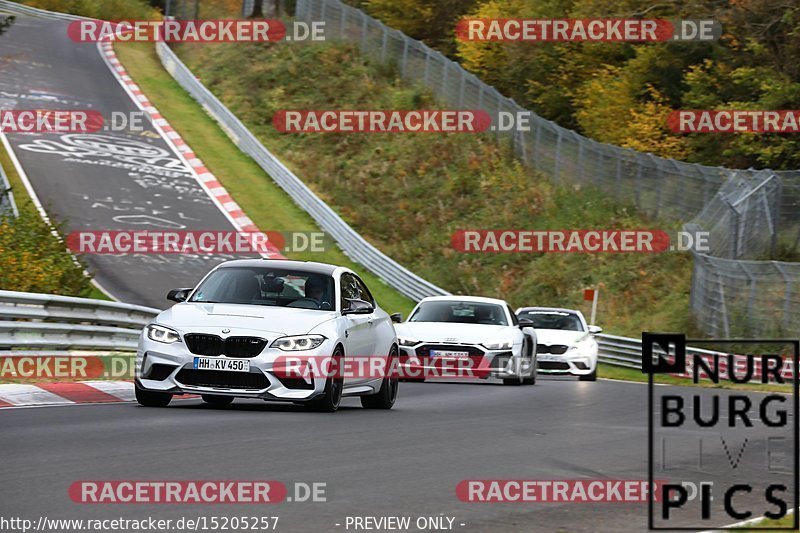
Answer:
xmin=0 ymin=290 xmax=158 ymax=351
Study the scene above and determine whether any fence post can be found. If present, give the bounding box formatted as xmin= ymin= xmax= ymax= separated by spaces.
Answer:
xmin=360 ymin=10 xmax=368 ymax=51
xmin=532 ymin=120 xmax=542 ymax=171
xmin=401 ymin=37 xmax=408 ymax=77
xmin=727 ymin=200 xmax=739 ymax=259
xmin=773 ymin=262 xmax=792 ymax=333
xmin=423 ymin=51 xmax=430 ymax=84
xmin=381 ymin=24 xmax=388 ymax=62
xmin=339 ymin=3 xmax=347 ymax=38
xmin=458 ymin=71 xmax=465 ymax=108
xmin=553 ymin=131 xmax=562 ymax=183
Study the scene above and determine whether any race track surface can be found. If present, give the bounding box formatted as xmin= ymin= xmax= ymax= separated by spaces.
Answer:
xmin=1 ymin=379 xmax=794 ymax=532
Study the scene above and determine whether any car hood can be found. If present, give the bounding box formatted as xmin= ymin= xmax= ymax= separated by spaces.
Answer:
xmin=155 ymin=303 xmax=337 ymax=336
xmin=535 ymin=329 xmax=590 ymax=346
xmin=395 ymin=322 xmax=513 ymax=344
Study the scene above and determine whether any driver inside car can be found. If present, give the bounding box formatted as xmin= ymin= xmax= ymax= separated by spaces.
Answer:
xmin=304 ymin=277 xmax=331 ymax=309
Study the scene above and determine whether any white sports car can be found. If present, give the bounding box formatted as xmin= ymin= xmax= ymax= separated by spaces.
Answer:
xmin=135 ymin=259 xmax=399 ymax=412
xmin=515 ymin=307 xmax=600 ymax=381
xmin=394 ymin=296 xmax=537 ymax=385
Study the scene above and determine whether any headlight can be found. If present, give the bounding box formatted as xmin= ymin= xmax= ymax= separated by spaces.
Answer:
xmin=483 ymin=340 xmax=513 ymax=350
xmin=147 ymin=324 xmax=181 ymax=344
xmin=271 ymin=335 xmax=326 ymax=351
xmin=397 ymin=336 xmax=419 ymax=347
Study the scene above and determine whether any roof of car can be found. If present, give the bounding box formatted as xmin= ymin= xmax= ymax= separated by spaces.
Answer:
xmin=419 ymin=295 xmax=510 ymax=306
xmin=216 ymin=259 xmax=340 ymax=275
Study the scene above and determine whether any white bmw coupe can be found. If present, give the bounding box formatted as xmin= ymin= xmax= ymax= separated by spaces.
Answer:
xmin=135 ymin=259 xmax=399 ymax=412
xmin=394 ymin=296 xmax=538 ymax=385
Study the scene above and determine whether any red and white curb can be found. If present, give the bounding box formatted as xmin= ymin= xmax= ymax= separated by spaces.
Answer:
xmin=0 ymin=381 xmax=199 ymax=409
xmin=0 ymin=381 xmax=135 ymax=408
xmin=97 ymin=38 xmax=285 ymax=259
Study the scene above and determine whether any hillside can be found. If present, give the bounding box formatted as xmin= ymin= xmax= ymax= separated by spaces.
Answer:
xmin=173 ymin=39 xmax=693 ymax=336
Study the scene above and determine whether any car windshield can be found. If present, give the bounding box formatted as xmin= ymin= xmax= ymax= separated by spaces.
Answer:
xmin=188 ymin=267 xmax=335 ymax=311
xmin=520 ymin=311 xmax=584 ymax=331
xmin=409 ymin=301 xmax=508 ymax=326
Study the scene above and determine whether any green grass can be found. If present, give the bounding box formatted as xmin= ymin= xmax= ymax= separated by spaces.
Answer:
xmin=599 ymin=363 xmax=794 ymax=394
xmin=113 ymin=41 xmax=415 ymax=316
xmin=168 ymin=39 xmax=695 ymax=338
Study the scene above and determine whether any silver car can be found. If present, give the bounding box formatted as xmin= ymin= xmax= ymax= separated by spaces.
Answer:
xmin=394 ymin=296 xmax=538 ymax=385
xmin=135 ymin=259 xmax=399 ymax=412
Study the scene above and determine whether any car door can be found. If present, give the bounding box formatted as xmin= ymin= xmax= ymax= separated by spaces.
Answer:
xmin=340 ymin=273 xmax=372 ymax=385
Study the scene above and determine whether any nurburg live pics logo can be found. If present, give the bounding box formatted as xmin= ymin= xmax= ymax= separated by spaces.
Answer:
xmin=643 ymin=333 xmax=799 ymax=530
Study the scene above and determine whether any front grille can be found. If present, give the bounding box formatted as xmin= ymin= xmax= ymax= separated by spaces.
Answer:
xmin=538 ymin=344 xmax=568 ymax=355
xmin=540 ymin=361 xmax=570 ymax=370
xmin=184 ymin=334 xmax=267 ymax=358
xmin=185 ymin=334 xmax=223 ymax=356
xmin=175 ymin=368 xmax=270 ymax=389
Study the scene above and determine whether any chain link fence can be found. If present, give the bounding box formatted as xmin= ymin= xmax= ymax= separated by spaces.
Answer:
xmin=296 ymin=0 xmax=800 ymax=337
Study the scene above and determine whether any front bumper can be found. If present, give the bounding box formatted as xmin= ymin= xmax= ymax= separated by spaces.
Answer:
xmin=136 ymin=334 xmax=334 ymax=401
xmin=537 ymin=352 xmax=596 ymax=376
xmin=397 ymin=344 xmax=525 ymax=380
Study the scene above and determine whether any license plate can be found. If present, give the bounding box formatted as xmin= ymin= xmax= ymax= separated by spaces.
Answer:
xmin=430 ymin=349 xmax=470 ymax=359
xmin=193 ymin=357 xmax=250 ymax=372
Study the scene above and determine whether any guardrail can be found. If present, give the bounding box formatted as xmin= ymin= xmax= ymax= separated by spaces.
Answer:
xmin=0 ymin=290 xmax=159 ymax=351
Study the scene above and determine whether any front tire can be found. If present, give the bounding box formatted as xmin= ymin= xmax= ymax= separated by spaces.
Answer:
xmin=202 ymin=394 xmax=234 ymax=406
xmin=361 ymin=349 xmax=399 ymax=410
xmin=579 ymin=368 xmax=597 ymax=381
xmin=308 ymin=348 xmax=344 ymax=412
xmin=135 ymin=386 xmax=172 ymax=407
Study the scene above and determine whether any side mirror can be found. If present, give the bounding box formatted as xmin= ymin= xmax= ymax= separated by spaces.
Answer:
xmin=390 ymin=313 xmax=403 ymax=323
xmin=342 ymin=299 xmax=374 ymax=315
xmin=588 ymin=325 xmax=602 ymax=334
xmin=167 ymin=288 xmax=192 ymax=303
xmin=518 ymin=317 xmax=534 ymax=328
